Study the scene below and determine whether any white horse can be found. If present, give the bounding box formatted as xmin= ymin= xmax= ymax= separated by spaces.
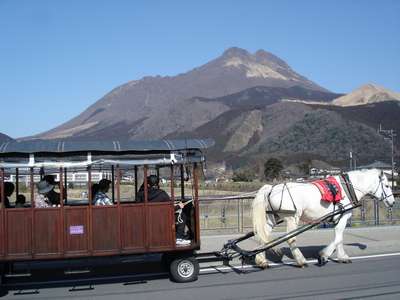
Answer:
xmin=252 ymin=169 xmax=395 ymax=268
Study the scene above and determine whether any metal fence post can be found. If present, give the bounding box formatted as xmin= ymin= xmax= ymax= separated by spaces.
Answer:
xmin=240 ymin=199 xmax=244 ymax=233
xmin=237 ymin=199 xmax=240 ymax=232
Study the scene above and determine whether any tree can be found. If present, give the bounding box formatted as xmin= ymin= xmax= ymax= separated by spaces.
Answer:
xmin=232 ymin=168 xmax=255 ymax=182
xmin=264 ymin=158 xmax=283 ymax=181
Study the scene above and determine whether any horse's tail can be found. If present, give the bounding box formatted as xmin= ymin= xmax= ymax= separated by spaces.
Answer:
xmin=252 ymin=184 xmax=273 ymax=244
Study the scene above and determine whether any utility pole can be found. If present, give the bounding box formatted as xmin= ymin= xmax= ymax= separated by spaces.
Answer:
xmin=378 ymin=124 xmax=396 ymax=189
xmin=349 ymin=150 xmax=353 ymax=171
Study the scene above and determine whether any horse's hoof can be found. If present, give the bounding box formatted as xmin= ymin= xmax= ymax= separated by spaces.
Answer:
xmin=298 ymin=262 xmax=308 ymax=268
xmin=318 ymin=256 xmax=328 ymax=266
xmin=257 ymin=262 xmax=269 ymax=269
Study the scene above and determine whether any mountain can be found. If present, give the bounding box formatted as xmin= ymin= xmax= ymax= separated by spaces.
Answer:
xmin=171 ymin=100 xmax=392 ymax=167
xmin=0 ymin=133 xmax=13 ymax=144
xmin=36 ymin=47 xmax=329 ymax=140
xmin=332 ymin=84 xmax=400 ymax=106
xmin=26 ymin=46 xmax=397 ymax=170
xmin=311 ymin=100 xmax=400 ymax=146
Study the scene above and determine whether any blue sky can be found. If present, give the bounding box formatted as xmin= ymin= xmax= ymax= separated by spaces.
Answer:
xmin=1 ymin=0 xmax=399 ymax=138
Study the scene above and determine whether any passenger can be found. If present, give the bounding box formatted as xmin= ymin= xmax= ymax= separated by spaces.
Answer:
xmin=15 ymin=194 xmax=26 ymax=208
xmin=43 ymin=175 xmax=61 ymax=205
xmin=137 ymin=175 xmax=190 ymax=245
xmin=1 ymin=182 xmax=15 ymax=208
xmin=91 ymin=183 xmax=99 ymax=200
xmin=93 ymin=179 xmax=112 ymax=206
xmin=137 ymin=175 xmax=170 ymax=202
xmin=35 ymin=180 xmax=53 ymax=208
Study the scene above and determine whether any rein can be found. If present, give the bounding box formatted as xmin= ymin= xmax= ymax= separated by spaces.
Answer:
xmin=345 ymin=172 xmax=393 ymax=203
xmin=372 ymin=175 xmax=394 ymax=202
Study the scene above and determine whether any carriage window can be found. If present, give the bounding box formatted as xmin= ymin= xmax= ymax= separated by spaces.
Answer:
xmin=158 ymin=166 xmax=172 ymax=198
xmin=4 ymin=169 xmax=33 ymax=208
xmin=5 ymin=176 xmax=17 ymax=207
xmin=173 ymin=164 xmax=194 ymax=201
xmin=13 ymin=170 xmax=38 ymax=208
xmin=64 ymin=169 xmax=89 ymax=206
xmin=119 ymin=167 xmax=139 ymax=203
xmin=90 ymin=168 xmax=114 ymax=205
xmin=135 ymin=166 xmax=172 ymax=203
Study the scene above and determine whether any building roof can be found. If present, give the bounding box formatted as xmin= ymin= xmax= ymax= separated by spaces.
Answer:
xmin=357 ymin=161 xmax=392 ymax=169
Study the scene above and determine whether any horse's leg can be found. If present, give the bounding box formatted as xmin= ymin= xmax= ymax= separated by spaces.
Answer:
xmin=319 ymin=212 xmax=351 ymax=265
xmin=335 ymin=213 xmax=352 ymax=263
xmin=286 ymin=216 xmax=308 ymax=267
xmin=254 ymin=219 xmax=274 ymax=269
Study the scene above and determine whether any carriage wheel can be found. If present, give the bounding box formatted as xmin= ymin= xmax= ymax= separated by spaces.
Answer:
xmin=169 ymin=256 xmax=199 ymax=283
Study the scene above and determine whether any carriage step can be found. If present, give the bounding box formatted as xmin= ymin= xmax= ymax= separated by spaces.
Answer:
xmin=5 ymin=272 xmax=32 ymax=278
xmin=64 ymin=269 xmax=91 ymax=275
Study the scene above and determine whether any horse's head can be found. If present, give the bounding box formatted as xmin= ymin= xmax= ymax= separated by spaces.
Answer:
xmin=372 ymin=170 xmax=395 ymax=208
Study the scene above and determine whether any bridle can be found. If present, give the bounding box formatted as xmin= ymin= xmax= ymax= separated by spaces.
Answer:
xmin=343 ymin=172 xmax=393 ymax=204
xmin=372 ymin=175 xmax=394 ymax=203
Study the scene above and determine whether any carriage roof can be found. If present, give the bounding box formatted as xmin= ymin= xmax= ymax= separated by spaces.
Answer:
xmin=0 ymin=139 xmax=214 ymax=155
xmin=0 ymin=139 xmax=214 ymax=169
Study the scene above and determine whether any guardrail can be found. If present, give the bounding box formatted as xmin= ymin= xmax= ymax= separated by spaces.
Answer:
xmin=199 ymin=194 xmax=400 ymax=233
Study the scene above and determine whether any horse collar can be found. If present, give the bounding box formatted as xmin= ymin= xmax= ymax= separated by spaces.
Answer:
xmin=340 ymin=173 xmax=359 ymax=205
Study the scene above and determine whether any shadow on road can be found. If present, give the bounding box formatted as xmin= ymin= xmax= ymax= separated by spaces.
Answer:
xmin=0 ymin=256 xmax=170 ymax=298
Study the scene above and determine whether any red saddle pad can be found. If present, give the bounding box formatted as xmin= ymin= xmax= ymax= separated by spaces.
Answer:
xmin=312 ymin=176 xmax=343 ymax=203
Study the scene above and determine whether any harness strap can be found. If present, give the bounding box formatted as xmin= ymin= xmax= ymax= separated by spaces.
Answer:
xmin=340 ymin=173 xmax=358 ymax=205
xmin=265 ymin=184 xmax=297 ymax=225
xmin=324 ymin=180 xmax=339 ymax=203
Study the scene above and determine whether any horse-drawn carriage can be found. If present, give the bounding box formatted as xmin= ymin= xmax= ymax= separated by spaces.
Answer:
xmin=0 ymin=138 xmax=395 ymax=290
xmin=0 ymin=139 xmax=213 ymax=286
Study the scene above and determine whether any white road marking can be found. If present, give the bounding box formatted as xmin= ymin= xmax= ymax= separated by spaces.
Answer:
xmin=199 ymin=252 xmax=400 ymax=274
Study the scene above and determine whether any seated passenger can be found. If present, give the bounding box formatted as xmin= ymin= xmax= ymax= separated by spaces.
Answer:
xmin=43 ymin=175 xmax=61 ymax=205
xmin=93 ymin=179 xmax=112 ymax=206
xmin=15 ymin=194 xmax=26 ymax=208
xmin=137 ymin=175 xmax=170 ymax=202
xmin=137 ymin=175 xmax=190 ymax=245
xmin=2 ymin=182 xmax=15 ymax=208
xmin=35 ymin=180 xmax=53 ymax=208
xmin=91 ymin=183 xmax=99 ymax=200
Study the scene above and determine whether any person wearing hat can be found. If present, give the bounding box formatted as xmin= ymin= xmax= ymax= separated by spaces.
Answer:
xmin=43 ymin=175 xmax=61 ymax=205
xmin=93 ymin=178 xmax=113 ymax=206
xmin=35 ymin=180 xmax=53 ymax=208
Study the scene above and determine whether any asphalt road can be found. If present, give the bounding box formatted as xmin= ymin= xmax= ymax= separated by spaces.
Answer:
xmin=2 ymin=226 xmax=400 ymax=299
xmin=2 ymin=253 xmax=400 ymax=300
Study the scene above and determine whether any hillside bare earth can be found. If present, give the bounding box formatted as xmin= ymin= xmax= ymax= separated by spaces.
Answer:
xmin=332 ymin=84 xmax=400 ymax=106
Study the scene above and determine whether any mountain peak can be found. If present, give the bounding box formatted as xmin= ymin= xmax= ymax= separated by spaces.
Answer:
xmin=221 ymin=47 xmax=251 ymax=58
xmin=332 ymin=83 xmax=400 ymax=106
xmin=219 ymin=47 xmax=307 ymax=83
xmin=359 ymin=83 xmax=388 ymax=92
xmin=254 ymin=49 xmax=288 ymax=67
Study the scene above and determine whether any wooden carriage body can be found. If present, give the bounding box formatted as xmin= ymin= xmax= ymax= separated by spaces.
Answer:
xmin=0 ymin=139 xmax=213 ymax=264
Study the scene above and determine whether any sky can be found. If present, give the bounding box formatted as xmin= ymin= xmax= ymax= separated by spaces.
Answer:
xmin=0 ymin=0 xmax=399 ymax=138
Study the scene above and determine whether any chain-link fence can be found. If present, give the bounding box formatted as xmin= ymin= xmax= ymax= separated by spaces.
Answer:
xmin=199 ymin=194 xmax=400 ymax=233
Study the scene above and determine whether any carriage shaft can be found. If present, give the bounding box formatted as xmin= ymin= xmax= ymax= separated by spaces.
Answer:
xmin=221 ymin=203 xmax=361 ymax=259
